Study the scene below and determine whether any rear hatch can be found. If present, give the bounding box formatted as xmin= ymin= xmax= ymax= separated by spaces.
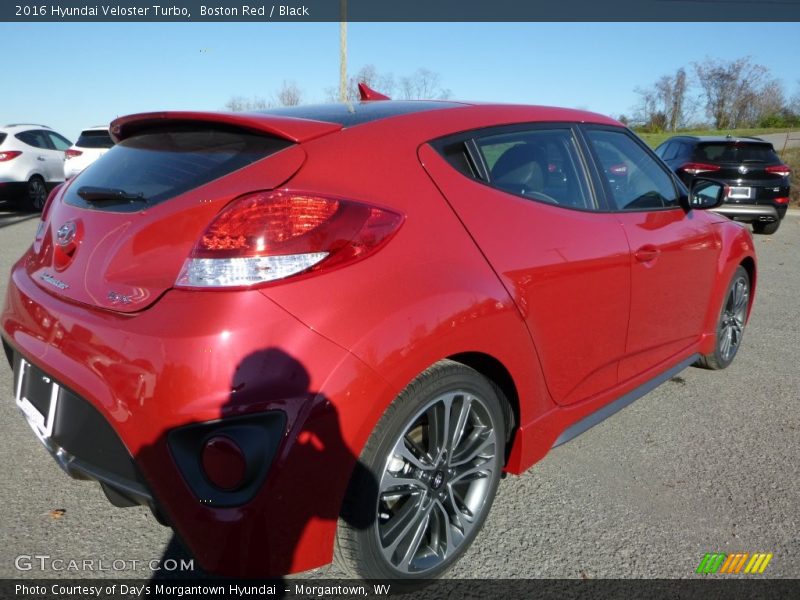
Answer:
xmin=694 ymin=141 xmax=789 ymax=201
xmin=25 ymin=112 xmax=341 ymax=313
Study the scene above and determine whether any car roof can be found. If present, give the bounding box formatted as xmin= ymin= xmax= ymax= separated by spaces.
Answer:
xmin=663 ymin=135 xmax=769 ymax=144
xmin=79 ymin=126 xmax=111 ymax=132
xmin=112 ymin=101 xmax=621 ymax=143
xmin=1 ymin=123 xmax=55 ymax=132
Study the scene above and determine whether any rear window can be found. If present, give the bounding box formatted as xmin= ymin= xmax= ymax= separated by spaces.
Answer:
xmin=695 ymin=142 xmax=779 ymax=164
xmin=64 ymin=126 xmax=292 ymax=212
xmin=76 ymin=130 xmax=114 ymax=149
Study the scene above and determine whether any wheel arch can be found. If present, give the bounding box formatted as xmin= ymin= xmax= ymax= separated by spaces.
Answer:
xmin=447 ymin=351 xmax=520 ymax=463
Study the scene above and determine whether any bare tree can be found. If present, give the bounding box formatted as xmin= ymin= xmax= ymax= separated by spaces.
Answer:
xmin=400 ymin=68 xmax=451 ymax=100
xmin=634 ymin=68 xmax=689 ymax=132
xmin=224 ymin=95 xmax=270 ymax=112
xmin=694 ymin=56 xmax=774 ymax=128
xmin=275 ymin=80 xmax=303 ymax=106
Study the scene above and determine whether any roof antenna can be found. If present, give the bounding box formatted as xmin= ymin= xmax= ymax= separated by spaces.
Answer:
xmin=358 ymin=82 xmax=390 ymax=101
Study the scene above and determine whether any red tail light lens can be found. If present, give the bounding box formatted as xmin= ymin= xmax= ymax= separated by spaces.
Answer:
xmin=766 ymin=164 xmax=791 ymax=177
xmin=176 ymin=191 xmax=404 ymax=288
xmin=608 ymin=163 xmax=628 ymax=176
xmin=64 ymin=149 xmax=83 ymax=159
xmin=679 ymin=162 xmax=722 ymax=175
xmin=775 ymin=197 xmax=790 ymax=205
xmin=0 ymin=150 xmax=22 ymax=162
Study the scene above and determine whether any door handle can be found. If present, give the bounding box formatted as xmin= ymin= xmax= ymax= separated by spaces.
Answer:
xmin=37 ymin=156 xmax=46 ymax=161
xmin=634 ymin=245 xmax=660 ymax=263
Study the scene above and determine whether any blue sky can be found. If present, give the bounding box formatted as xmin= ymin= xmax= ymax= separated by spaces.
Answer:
xmin=3 ymin=22 xmax=799 ymax=140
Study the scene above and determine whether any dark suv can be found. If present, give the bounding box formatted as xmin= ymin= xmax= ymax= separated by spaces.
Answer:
xmin=656 ymin=136 xmax=791 ymax=234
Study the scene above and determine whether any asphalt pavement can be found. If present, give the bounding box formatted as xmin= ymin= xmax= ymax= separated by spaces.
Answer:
xmin=0 ymin=206 xmax=798 ymax=580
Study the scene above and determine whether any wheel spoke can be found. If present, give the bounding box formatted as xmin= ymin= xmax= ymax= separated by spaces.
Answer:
xmin=380 ymin=493 xmax=428 ymax=558
xmin=450 ymin=428 xmax=496 ymax=467
xmin=392 ymin=436 xmax=433 ymax=472
xmin=451 ymin=462 xmax=493 ymax=484
xmin=395 ymin=501 xmax=433 ymax=571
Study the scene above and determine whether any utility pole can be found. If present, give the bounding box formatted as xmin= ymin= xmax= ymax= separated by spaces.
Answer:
xmin=339 ymin=0 xmax=347 ymax=102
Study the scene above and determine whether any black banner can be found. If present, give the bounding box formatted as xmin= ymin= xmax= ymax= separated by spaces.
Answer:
xmin=3 ymin=0 xmax=800 ymax=22
xmin=4 ymin=579 xmax=800 ymax=600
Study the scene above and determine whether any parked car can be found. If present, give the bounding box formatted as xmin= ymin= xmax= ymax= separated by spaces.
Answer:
xmin=655 ymin=135 xmax=791 ymax=234
xmin=0 ymin=124 xmax=72 ymax=210
xmin=64 ymin=126 xmax=115 ymax=180
xmin=2 ymin=97 xmax=756 ymax=580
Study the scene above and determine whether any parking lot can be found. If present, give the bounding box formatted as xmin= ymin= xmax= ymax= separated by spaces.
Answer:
xmin=0 ymin=203 xmax=798 ymax=580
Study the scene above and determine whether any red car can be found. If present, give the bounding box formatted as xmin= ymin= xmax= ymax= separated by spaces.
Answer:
xmin=2 ymin=97 xmax=755 ymax=579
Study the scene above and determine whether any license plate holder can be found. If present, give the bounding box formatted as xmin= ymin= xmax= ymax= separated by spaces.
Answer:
xmin=15 ymin=357 xmax=59 ymax=442
xmin=728 ymin=186 xmax=752 ymax=199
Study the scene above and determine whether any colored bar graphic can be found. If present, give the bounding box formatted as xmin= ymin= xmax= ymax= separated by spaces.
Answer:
xmin=697 ymin=552 xmax=773 ymax=574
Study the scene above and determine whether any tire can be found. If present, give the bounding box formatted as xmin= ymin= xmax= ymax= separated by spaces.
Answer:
xmin=696 ymin=266 xmax=750 ymax=370
xmin=25 ymin=176 xmax=48 ymax=211
xmin=752 ymin=221 xmax=780 ymax=235
xmin=336 ymin=360 xmax=506 ymax=580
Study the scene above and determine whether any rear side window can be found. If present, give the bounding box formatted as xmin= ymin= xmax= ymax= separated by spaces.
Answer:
xmin=76 ymin=130 xmax=114 ymax=149
xmin=47 ymin=132 xmax=72 ymax=151
xmin=16 ymin=130 xmax=52 ymax=149
xmin=0 ymin=133 xmax=6 ymax=146
xmin=64 ymin=127 xmax=292 ymax=212
xmin=585 ymin=128 xmax=678 ymax=211
xmin=475 ymin=128 xmax=593 ymax=209
xmin=695 ymin=142 xmax=778 ymax=163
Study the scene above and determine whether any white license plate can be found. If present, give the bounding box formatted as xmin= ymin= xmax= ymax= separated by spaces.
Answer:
xmin=728 ymin=186 xmax=752 ymax=199
xmin=15 ymin=358 xmax=59 ymax=443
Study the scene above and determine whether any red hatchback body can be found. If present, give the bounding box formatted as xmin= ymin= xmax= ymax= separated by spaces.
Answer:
xmin=2 ymin=100 xmax=756 ymax=579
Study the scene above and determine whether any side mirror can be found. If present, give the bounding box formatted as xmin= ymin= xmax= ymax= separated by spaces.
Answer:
xmin=685 ymin=179 xmax=725 ymax=210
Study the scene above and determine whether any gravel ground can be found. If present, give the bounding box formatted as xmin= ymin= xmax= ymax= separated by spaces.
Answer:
xmin=0 ymin=205 xmax=798 ymax=580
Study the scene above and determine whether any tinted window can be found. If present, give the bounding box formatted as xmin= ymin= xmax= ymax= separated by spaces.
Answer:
xmin=47 ymin=132 xmax=72 ymax=151
xmin=76 ymin=130 xmax=114 ymax=149
xmin=586 ymin=129 xmax=678 ymax=211
xmin=661 ymin=141 xmax=679 ymax=161
xmin=476 ymin=128 xmax=593 ymax=209
xmin=695 ymin=142 xmax=779 ymax=163
xmin=64 ymin=127 xmax=292 ymax=212
xmin=0 ymin=133 xmax=6 ymax=146
xmin=16 ymin=130 xmax=51 ymax=149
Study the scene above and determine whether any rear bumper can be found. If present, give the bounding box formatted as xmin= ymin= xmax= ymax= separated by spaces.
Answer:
xmin=2 ymin=257 xmax=391 ymax=577
xmin=712 ymin=203 xmax=786 ymax=223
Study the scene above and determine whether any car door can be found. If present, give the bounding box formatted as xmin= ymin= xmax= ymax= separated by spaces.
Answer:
xmin=44 ymin=131 xmax=71 ymax=183
xmin=582 ymin=126 xmax=722 ymax=381
xmin=421 ymin=125 xmax=631 ymax=406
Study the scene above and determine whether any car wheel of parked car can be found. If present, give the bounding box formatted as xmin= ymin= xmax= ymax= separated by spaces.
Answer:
xmin=696 ymin=266 xmax=750 ymax=370
xmin=26 ymin=176 xmax=47 ymax=211
xmin=752 ymin=221 xmax=780 ymax=235
xmin=337 ymin=360 xmax=506 ymax=579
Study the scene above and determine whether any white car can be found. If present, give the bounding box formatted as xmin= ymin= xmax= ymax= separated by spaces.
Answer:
xmin=64 ymin=126 xmax=114 ymax=180
xmin=0 ymin=123 xmax=72 ymax=210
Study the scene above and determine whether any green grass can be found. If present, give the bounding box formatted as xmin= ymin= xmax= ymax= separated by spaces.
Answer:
xmin=635 ymin=128 xmax=796 ymax=150
xmin=781 ymin=147 xmax=800 ymax=206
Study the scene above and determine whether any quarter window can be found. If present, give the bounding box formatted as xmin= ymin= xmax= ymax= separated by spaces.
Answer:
xmin=585 ymin=129 xmax=678 ymax=211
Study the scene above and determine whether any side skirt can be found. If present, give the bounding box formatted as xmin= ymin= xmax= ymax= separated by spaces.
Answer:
xmin=551 ymin=353 xmax=700 ymax=448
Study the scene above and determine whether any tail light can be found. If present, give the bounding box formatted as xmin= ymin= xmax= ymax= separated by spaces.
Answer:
xmin=679 ymin=162 xmax=721 ymax=176
xmin=0 ymin=150 xmax=22 ymax=162
xmin=608 ymin=163 xmax=628 ymax=176
xmin=766 ymin=164 xmax=791 ymax=177
xmin=176 ymin=190 xmax=404 ymax=289
xmin=64 ymin=149 xmax=83 ymax=160
xmin=775 ymin=197 xmax=790 ymax=205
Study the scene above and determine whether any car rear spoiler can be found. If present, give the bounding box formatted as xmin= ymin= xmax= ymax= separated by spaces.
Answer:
xmin=109 ymin=111 xmax=343 ymax=144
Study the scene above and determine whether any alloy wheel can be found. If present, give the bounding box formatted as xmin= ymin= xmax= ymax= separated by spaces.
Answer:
xmin=375 ymin=390 xmax=498 ymax=574
xmin=719 ymin=274 xmax=749 ymax=362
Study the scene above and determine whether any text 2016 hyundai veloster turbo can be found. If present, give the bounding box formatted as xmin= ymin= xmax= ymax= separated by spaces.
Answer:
xmin=2 ymin=98 xmax=755 ymax=579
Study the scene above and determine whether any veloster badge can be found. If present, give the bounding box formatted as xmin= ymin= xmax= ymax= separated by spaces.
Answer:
xmin=40 ymin=273 xmax=69 ymax=290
